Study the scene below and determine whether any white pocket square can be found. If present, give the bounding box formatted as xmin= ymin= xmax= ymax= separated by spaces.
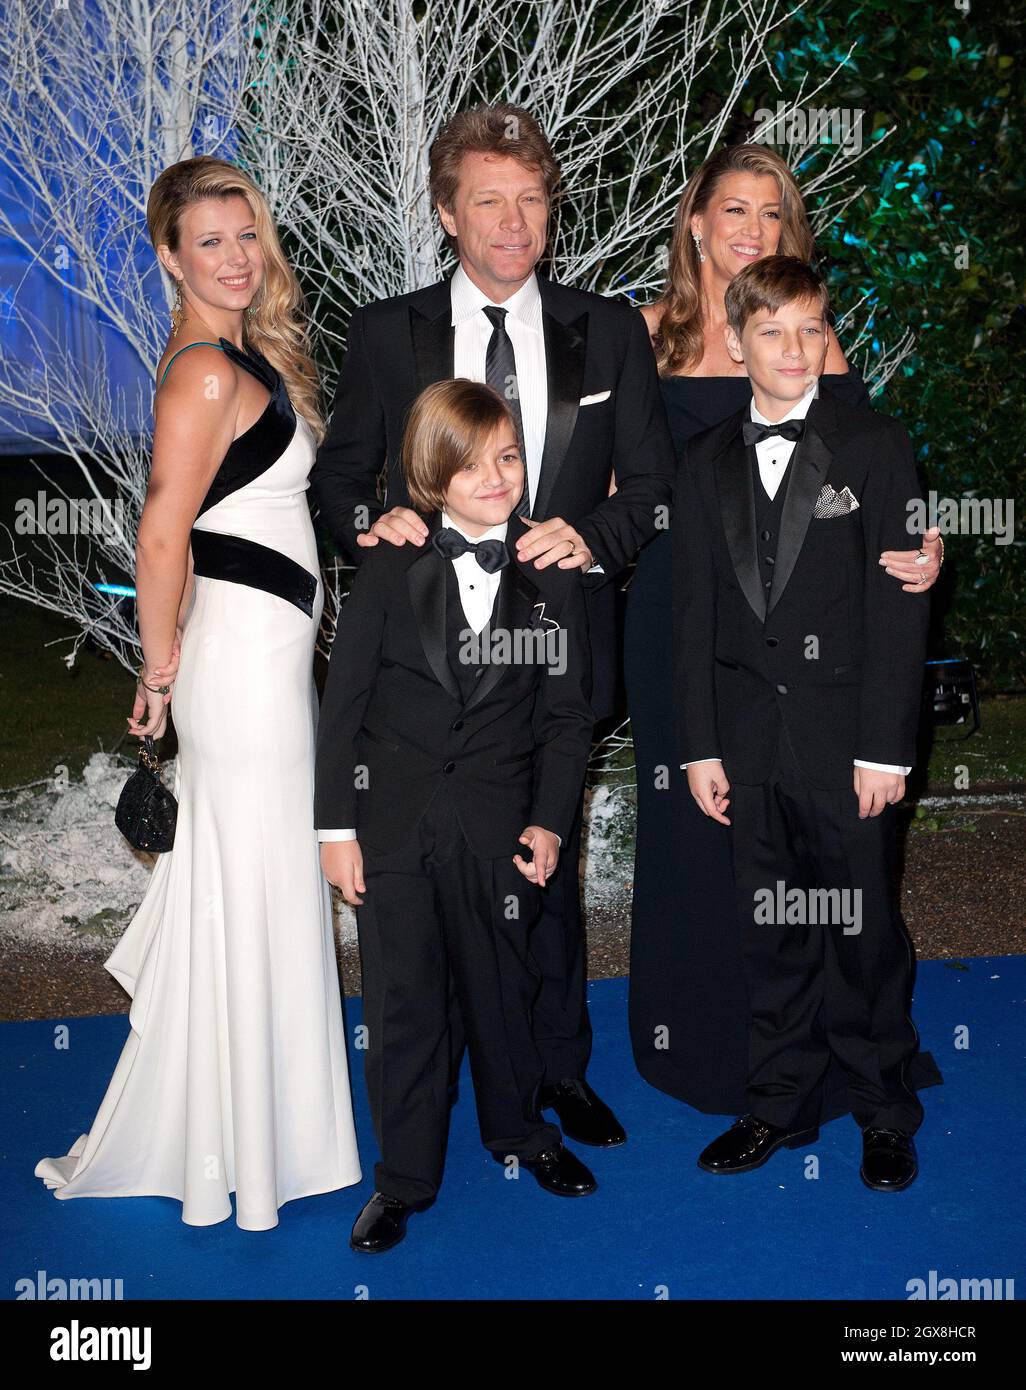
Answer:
xmin=579 ymin=390 xmax=611 ymax=406
xmin=814 ymin=484 xmax=860 ymax=518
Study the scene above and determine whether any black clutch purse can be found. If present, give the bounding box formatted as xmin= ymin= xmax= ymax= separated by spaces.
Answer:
xmin=115 ymin=734 xmax=178 ymax=852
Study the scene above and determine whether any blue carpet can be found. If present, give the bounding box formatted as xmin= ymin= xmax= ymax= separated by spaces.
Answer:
xmin=3 ymin=959 xmax=1024 ymax=1300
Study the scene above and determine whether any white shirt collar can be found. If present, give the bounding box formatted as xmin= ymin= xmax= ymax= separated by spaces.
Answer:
xmin=750 ymin=378 xmax=819 ymax=426
xmin=450 ymin=262 xmax=542 ymax=332
xmin=441 ymin=508 xmax=509 ymax=546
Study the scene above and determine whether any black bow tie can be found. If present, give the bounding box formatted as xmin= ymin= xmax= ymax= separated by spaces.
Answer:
xmin=742 ymin=417 xmax=807 ymax=448
xmin=432 ymin=526 xmax=510 ymax=574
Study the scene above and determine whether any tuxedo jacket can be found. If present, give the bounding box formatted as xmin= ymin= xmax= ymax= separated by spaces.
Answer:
xmin=307 ymin=271 xmax=676 ymax=718
xmin=314 ymin=512 xmax=595 ymax=859
xmin=672 ymin=389 xmax=929 ymax=790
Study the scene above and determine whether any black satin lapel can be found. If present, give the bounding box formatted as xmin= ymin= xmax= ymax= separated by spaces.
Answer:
xmin=532 ymin=311 xmax=588 ymax=520
xmin=410 ymin=303 xmax=454 ymax=395
xmin=406 ymin=547 xmax=461 ymax=703
xmin=461 ymin=566 xmax=536 ymax=712
xmin=767 ymin=424 xmax=833 ymax=616
xmin=717 ymin=436 xmax=764 ymax=623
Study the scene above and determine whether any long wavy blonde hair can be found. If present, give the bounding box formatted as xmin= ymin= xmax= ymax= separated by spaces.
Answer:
xmin=147 ymin=156 xmax=324 ymax=441
xmin=653 ymin=144 xmax=815 ymax=377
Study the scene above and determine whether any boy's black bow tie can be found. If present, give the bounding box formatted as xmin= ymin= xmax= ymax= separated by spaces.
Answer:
xmin=742 ymin=418 xmax=807 ymax=447
xmin=432 ymin=527 xmax=510 ymax=573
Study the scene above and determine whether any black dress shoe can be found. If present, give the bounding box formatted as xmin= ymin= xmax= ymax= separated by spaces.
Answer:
xmin=538 ymin=1078 xmax=627 ymax=1147
xmin=861 ymin=1128 xmax=918 ymax=1191
xmin=350 ymin=1191 xmax=417 ymax=1253
xmin=697 ymin=1114 xmax=820 ymax=1174
xmin=518 ymin=1143 xmax=597 ymax=1196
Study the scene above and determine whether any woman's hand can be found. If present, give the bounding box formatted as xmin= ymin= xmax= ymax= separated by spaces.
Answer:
xmin=127 ymin=639 xmax=179 ymax=740
xmin=127 ymin=679 xmax=170 ymax=739
xmin=879 ymin=526 xmax=944 ymax=592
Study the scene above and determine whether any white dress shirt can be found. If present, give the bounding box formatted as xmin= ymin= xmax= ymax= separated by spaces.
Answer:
xmin=318 ymin=510 xmax=560 ymax=844
xmin=450 ymin=263 xmax=603 ymax=573
xmin=683 ymin=382 xmax=910 ymax=777
xmin=452 ymin=263 xmax=547 ymax=513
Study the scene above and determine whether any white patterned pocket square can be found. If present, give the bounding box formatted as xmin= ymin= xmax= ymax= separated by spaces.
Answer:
xmin=814 ymin=483 xmax=860 ymax=518
xmin=579 ymin=390 xmax=611 ymax=406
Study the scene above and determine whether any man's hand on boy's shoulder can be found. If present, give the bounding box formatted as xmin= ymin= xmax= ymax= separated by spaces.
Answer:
xmin=356 ymin=505 xmax=428 ymax=549
xmin=320 ymin=840 xmax=366 ymax=906
xmin=854 ymin=767 xmax=906 ymax=819
xmin=514 ymin=516 xmax=595 ymax=574
xmin=513 ymin=826 xmax=561 ymax=888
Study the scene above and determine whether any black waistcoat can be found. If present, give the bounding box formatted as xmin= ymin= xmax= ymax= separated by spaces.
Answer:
xmin=444 ymin=558 xmax=489 ymax=703
xmin=751 ymin=446 xmax=793 ymax=613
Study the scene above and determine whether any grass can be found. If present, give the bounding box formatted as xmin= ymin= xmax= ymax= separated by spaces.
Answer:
xmin=923 ymin=693 xmax=1026 ymax=789
xmin=0 ymin=597 xmax=135 ymax=787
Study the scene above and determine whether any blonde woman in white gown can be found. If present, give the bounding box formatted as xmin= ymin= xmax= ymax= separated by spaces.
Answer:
xmin=35 ymin=157 xmax=361 ymax=1229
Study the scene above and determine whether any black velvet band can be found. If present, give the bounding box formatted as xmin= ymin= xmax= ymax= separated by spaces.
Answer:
xmin=190 ymin=528 xmax=318 ymax=618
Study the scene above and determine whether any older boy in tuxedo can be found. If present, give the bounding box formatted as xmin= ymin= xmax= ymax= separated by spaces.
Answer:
xmin=673 ymin=256 xmax=931 ymax=1191
xmin=316 ymin=379 xmax=597 ymax=1253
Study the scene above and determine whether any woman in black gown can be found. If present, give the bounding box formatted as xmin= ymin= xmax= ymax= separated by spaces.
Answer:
xmin=625 ymin=144 xmax=943 ymax=1119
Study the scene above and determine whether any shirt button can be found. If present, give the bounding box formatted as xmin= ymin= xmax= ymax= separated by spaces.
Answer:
xmin=764 ymin=579 xmax=772 ymax=589
xmin=443 ymin=760 xmax=456 ymax=774
xmin=776 ymin=684 xmax=788 ymax=695
xmin=766 ymin=637 xmax=779 ymax=648
xmin=760 ymin=530 xmax=771 ymax=541
xmin=764 ymin=555 xmax=775 ymax=566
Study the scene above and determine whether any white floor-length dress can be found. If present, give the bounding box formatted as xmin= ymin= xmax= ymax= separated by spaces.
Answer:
xmin=35 ymin=337 xmax=362 ymax=1229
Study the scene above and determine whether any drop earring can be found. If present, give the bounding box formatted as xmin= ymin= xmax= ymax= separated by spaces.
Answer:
xmin=170 ymin=279 xmax=184 ymax=338
xmin=692 ymin=232 xmax=706 ymax=264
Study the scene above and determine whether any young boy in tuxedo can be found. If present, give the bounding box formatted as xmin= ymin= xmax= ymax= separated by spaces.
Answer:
xmin=673 ymin=256 xmax=930 ymax=1192
xmin=315 ymin=378 xmax=597 ymax=1253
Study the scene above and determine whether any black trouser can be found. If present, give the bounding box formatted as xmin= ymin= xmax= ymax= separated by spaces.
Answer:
xmin=446 ymin=787 xmax=592 ymax=1090
xmin=358 ymin=789 xmax=562 ymax=1206
xmin=728 ymin=724 xmax=925 ymax=1135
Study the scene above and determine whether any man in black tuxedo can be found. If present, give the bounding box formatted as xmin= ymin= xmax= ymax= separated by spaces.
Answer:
xmin=674 ymin=256 xmax=932 ymax=1191
xmin=309 ymin=102 xmax=676 ymax=1145
xmin=316 ymin=380 xmax=597 ymax=1251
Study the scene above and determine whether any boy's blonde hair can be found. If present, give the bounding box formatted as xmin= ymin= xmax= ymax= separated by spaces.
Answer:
xmin=401 ymin=378 xmax=521 ymax=514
